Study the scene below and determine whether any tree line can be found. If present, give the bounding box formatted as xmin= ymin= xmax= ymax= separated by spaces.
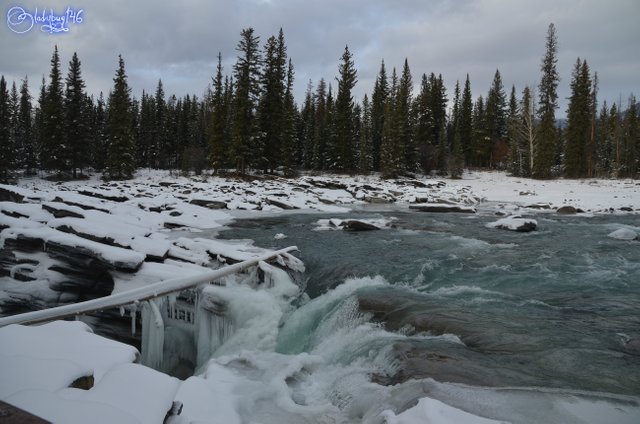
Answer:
xmin=0 ymin=23 xmax=637 ymax=182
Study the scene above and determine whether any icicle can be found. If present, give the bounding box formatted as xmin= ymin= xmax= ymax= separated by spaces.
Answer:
xmin=119 ymin=306 xmax=125 ymax=317
xmin=130 ymin=301 xmax=138 ymax=335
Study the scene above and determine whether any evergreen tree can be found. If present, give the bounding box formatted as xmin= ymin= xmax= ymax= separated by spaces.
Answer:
xmin=397 ymin=59 xmax=415 ymax=171
xmin=209 ymin=53 xmax=228 ymax=171
xmin=64 ymin=52 xmax=89 ymax=178
xmin=564 ymin=58 xmax=592 ymax=178
xmin=358 ymin=94 xmax=373 ymax=173
xmin=471 ymin=95 xmax=488 ymax=167
xmin=533 ymin=23 xmax=560 ymax=179
xmin=18 ymin=77 xmax=36 ymax=174
xmin=0 ymin=77 xmax=12 ymax=181
xmin=280 ymin=60 xmax=298 ymax=177
xmin=299 ymin=80 xmax=316 ymax=169
xmin=311 ymin=78 xmax=328 ymax=170
xmin=380 ymin=68 xmax=402 ymax=177
xmin=41 ymin=45 xmax=66 ymax=173
xmin=586 ymin=73 xmax=599 ymax=177
xmin=621 ymin=95 xmax=638 ymax=177
xmin=484 ymin=69 xmax=507 ymax=167
xmin=507 ymin=85 xmax=520 ymax=175
xmin=333 ymin=45 xmax=358 ymax=172
xmin=137 ymin=91 xmax=155 ymax=167
xmin=92 ymin=93 xmax=107 ymax=170
xmin=459 ymin=75 xmax=473 ymax=166
xmin=370 ymin=60 xmax=388 ymax=171
xmin=152 ymin=79 xmax=167 ymax=168
xmin=257 ymin=29 xmax=288 ymax=173
xmin=8 ymin=82 xmax=19 ymax=170
xmin=105 ymin=55 xmax=135 ymax=180
xmin=448 ymin=80 xmax=464 ymax=178
xmin=232 ymin=27 xmax=262 ymax=174
xmin=33 ymin=77 xmax=46 ymax=170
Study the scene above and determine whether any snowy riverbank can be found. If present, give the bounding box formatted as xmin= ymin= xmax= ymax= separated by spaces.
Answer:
xmin=1 ymin=170 xmax=639 ymax=423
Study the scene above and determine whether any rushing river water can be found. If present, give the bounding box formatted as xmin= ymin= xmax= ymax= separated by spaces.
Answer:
xmin=212 ymin=206 xmax=640 ymax=422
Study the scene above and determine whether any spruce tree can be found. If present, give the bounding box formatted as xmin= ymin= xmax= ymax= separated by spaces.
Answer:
xmin=8 ymin=82 xmax=19 ymax=170
xmin=370 ymin=60 xmax=388 ymax=171
xmin=137 ymin=91 xmax=154 ymax=168
xmin=18 ymin=77 xmax=36 ymax=174
xmin=507 ymin=85 xmax=520 ymax=175
xmin=209 ymin=53 xmax=228 ymax=171
xmin=621 ymin=96 xmax=638 ymax=177
xmin=358 ymin=94 xmax=373 ymax=173
xmin=280 ymin=60 xmax=298 ymax=177
xmin=299 ymin=81 xmax=316 ymax=169
xmin=564 ymin=58 xmax=592 ymax=178
xmin=484 ymin=69 xmax=507 ymax=167
xmin=257 ymin=29 xmax=288 ymax=173
xmin=105 ymin=55 xmax=135 ymax=180
xmin=65 ymin=52 xmax=89 ymax=178
xmin=152 ymin=80 xmax=167 ymax=168
xmin=92 ymin=93 xmax=107 ymax=170
xmin=33 ymin=77 xmax=46 ymax=170
xmin=448 ymin=81 xmax=464 ymax=178
xmin=380 ymin=68 xmax=402 ymax=177
xmin=0 ymin=77 xmax=12 ymax=182
xmin=333 ymin=46 xmax=357 ymax=172
xmin=533 ymin=23 xmax=560 ymax=179
xmin=41 ymin=45 xmax=66 ymax=173
xmin=459 ymin=75 xmax=473 ymax=166
xmin=397 ymin=59 xmax=415 ymax=172
xmin=311 ymin=79 xmax=328 ymax=170
xmin=232 ymin=27 xmax=261 ymax=174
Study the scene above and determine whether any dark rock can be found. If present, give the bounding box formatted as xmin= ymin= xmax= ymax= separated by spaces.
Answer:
xmin=0 ymin=210 xmax=28 ymax=219
xmin=525 ymin=203 xmax=551 ymax=210
xmin=42 ymin=203 xmax=85 ymax=219
xmin=0 ymin=186 xmax=25 ymax=203
xmin=620 ymin=206 xmax=633 ymax=212
xmin=77 ymin=190 xmax=129 ymax=203
xmin=189 ymin=199 xmax=228 ymax=209
xmin=557 ymin=205 xmax=584 ymax=214
xmin=52 ymin=196 xmax=110 ymax=213
xmin=342 ymin=220 xmax=380 ymax=231
xmin=409 ymin=204 xmax=476 ymax=213
xmin=169 ymin=211 xmax=182 ymax=217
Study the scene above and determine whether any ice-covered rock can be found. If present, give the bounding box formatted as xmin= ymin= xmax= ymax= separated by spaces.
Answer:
xmin=608 ymin=228 xmax=639 ymax=241
xmin=486 ymin=216 xmax=538 ymax=232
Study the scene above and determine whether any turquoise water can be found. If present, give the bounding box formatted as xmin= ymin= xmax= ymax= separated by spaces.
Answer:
xmin=219 ymin=208 xmax=640 ymax=397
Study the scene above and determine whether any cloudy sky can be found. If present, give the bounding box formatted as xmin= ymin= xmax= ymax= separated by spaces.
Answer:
xmin=2 ymin=0 xmax=638 ymax=116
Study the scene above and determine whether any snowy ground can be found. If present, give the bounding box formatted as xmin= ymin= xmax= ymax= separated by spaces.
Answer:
xmin=0 ymin=169 xmax=639 ymax=423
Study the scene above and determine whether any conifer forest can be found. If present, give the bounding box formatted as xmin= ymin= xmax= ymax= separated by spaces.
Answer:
xmin=0 ymin=24 xmax=638 ymax=182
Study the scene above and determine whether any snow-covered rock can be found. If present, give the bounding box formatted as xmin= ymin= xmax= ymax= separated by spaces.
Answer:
xmin=486 ymin=216 xmax=538 ymax=232
xmin=409 ymin=203 xmax=477 ymax=213
xmin=608 ymin=228 xmax=639 ymax=241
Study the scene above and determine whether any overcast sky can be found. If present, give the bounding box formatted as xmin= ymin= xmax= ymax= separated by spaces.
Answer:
xmin=2 ymin=0 xmax=638 ymax=116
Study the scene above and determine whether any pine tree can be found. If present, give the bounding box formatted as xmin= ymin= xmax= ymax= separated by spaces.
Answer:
xmin=311 ymin=79 xmax=328 ymax=170
xmin=152 ymin=79 xmax=167 ymax=168
xmin=209 ymin=53 xmax=228 ymax=171
xmin=18 ymin=77 xmax=36 ymax=174
xmin=621 ymin=95 xmax=638 ymax=177
xmin=484 ymin=69 xmax=507 ymax=167
xmin=92 ymin=93 xmax=107 ymax=170
xmin=137 ymin=91 xmax=154 ymax=167
xmin=448 ymin=80 xmax=464 ymax=178
xmin=472 ymin=95 xmax=488 ymax=167
xmin=460 ymin=75 xmax=473 ymax=166
xmin=564 ymin=58 xmax=592 ymax=178
xmin=0 ymin=76 xmax=12 ymax=182
xmin=358 ymin=94 xmax=373 ymax=173
xmin=257 ymin=29 xmax=288 ymax=173
xmin=281 ymin=60 xmax=298 ymax=177
xmin=8 ymin=82 xmax=19 ymax=171
xmin=533 ymin=23 xmax=560 ymax=179
xmin=507 ymin=85 xmax=520 ymax=175
xmin=33 ymin=77 xmax=46 ymax=170
xmin=64 ymin=52 xmax=89 ymax=178
xmin=232 ymin=27 xmax=262 ymax=174
xmin=370 ymin=60 xmax=388 ymax=171
xmin=299 ymin=80 xmax=316 ymax=169
xmin=333 ymin=45 xmax=358 ymax=172
xmin=105 ymin=55 xmax=135 ymax=180
xmin=397 ymin=59 xmax=415 ymax=172
xmin=380 ymin=68 xmax=402 ymax=177
xmin=41 ymin=45 xmax=66 ymax=173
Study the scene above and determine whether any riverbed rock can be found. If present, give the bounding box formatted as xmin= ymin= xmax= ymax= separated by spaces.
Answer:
xmin=486 ymin=216 xmax=537 ymax=232
xmin=557 ymin=205 xmax=584 ymax=214
xmin=342 ymin=220 xmax=380 ymax=231
xmin=189 ymin=199 xmax=228 ymax=209
xmin=409 ymin=203 xmax=476 ymax=213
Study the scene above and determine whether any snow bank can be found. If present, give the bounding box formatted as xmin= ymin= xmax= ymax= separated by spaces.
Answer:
xmin=381 ymin=396 xmax=507 ymax=424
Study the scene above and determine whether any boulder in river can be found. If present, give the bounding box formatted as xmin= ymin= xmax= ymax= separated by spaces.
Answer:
xmin=409 ymin=203 xmax=476 ymax=213
xmin=486 ymin=216 xmax=537 ymax=232
xmin=342 ymin=220 xmax=380 ymax=231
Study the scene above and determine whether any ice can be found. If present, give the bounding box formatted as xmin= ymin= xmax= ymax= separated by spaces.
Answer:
xmin=381 ymin=396 xmax=508 ymax=424
xmin=608 ymin=227 xmax=638 ymax=240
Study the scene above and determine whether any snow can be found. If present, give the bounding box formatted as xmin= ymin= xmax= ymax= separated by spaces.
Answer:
xmin=381 ymin=396 xmax=508 ymax=424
